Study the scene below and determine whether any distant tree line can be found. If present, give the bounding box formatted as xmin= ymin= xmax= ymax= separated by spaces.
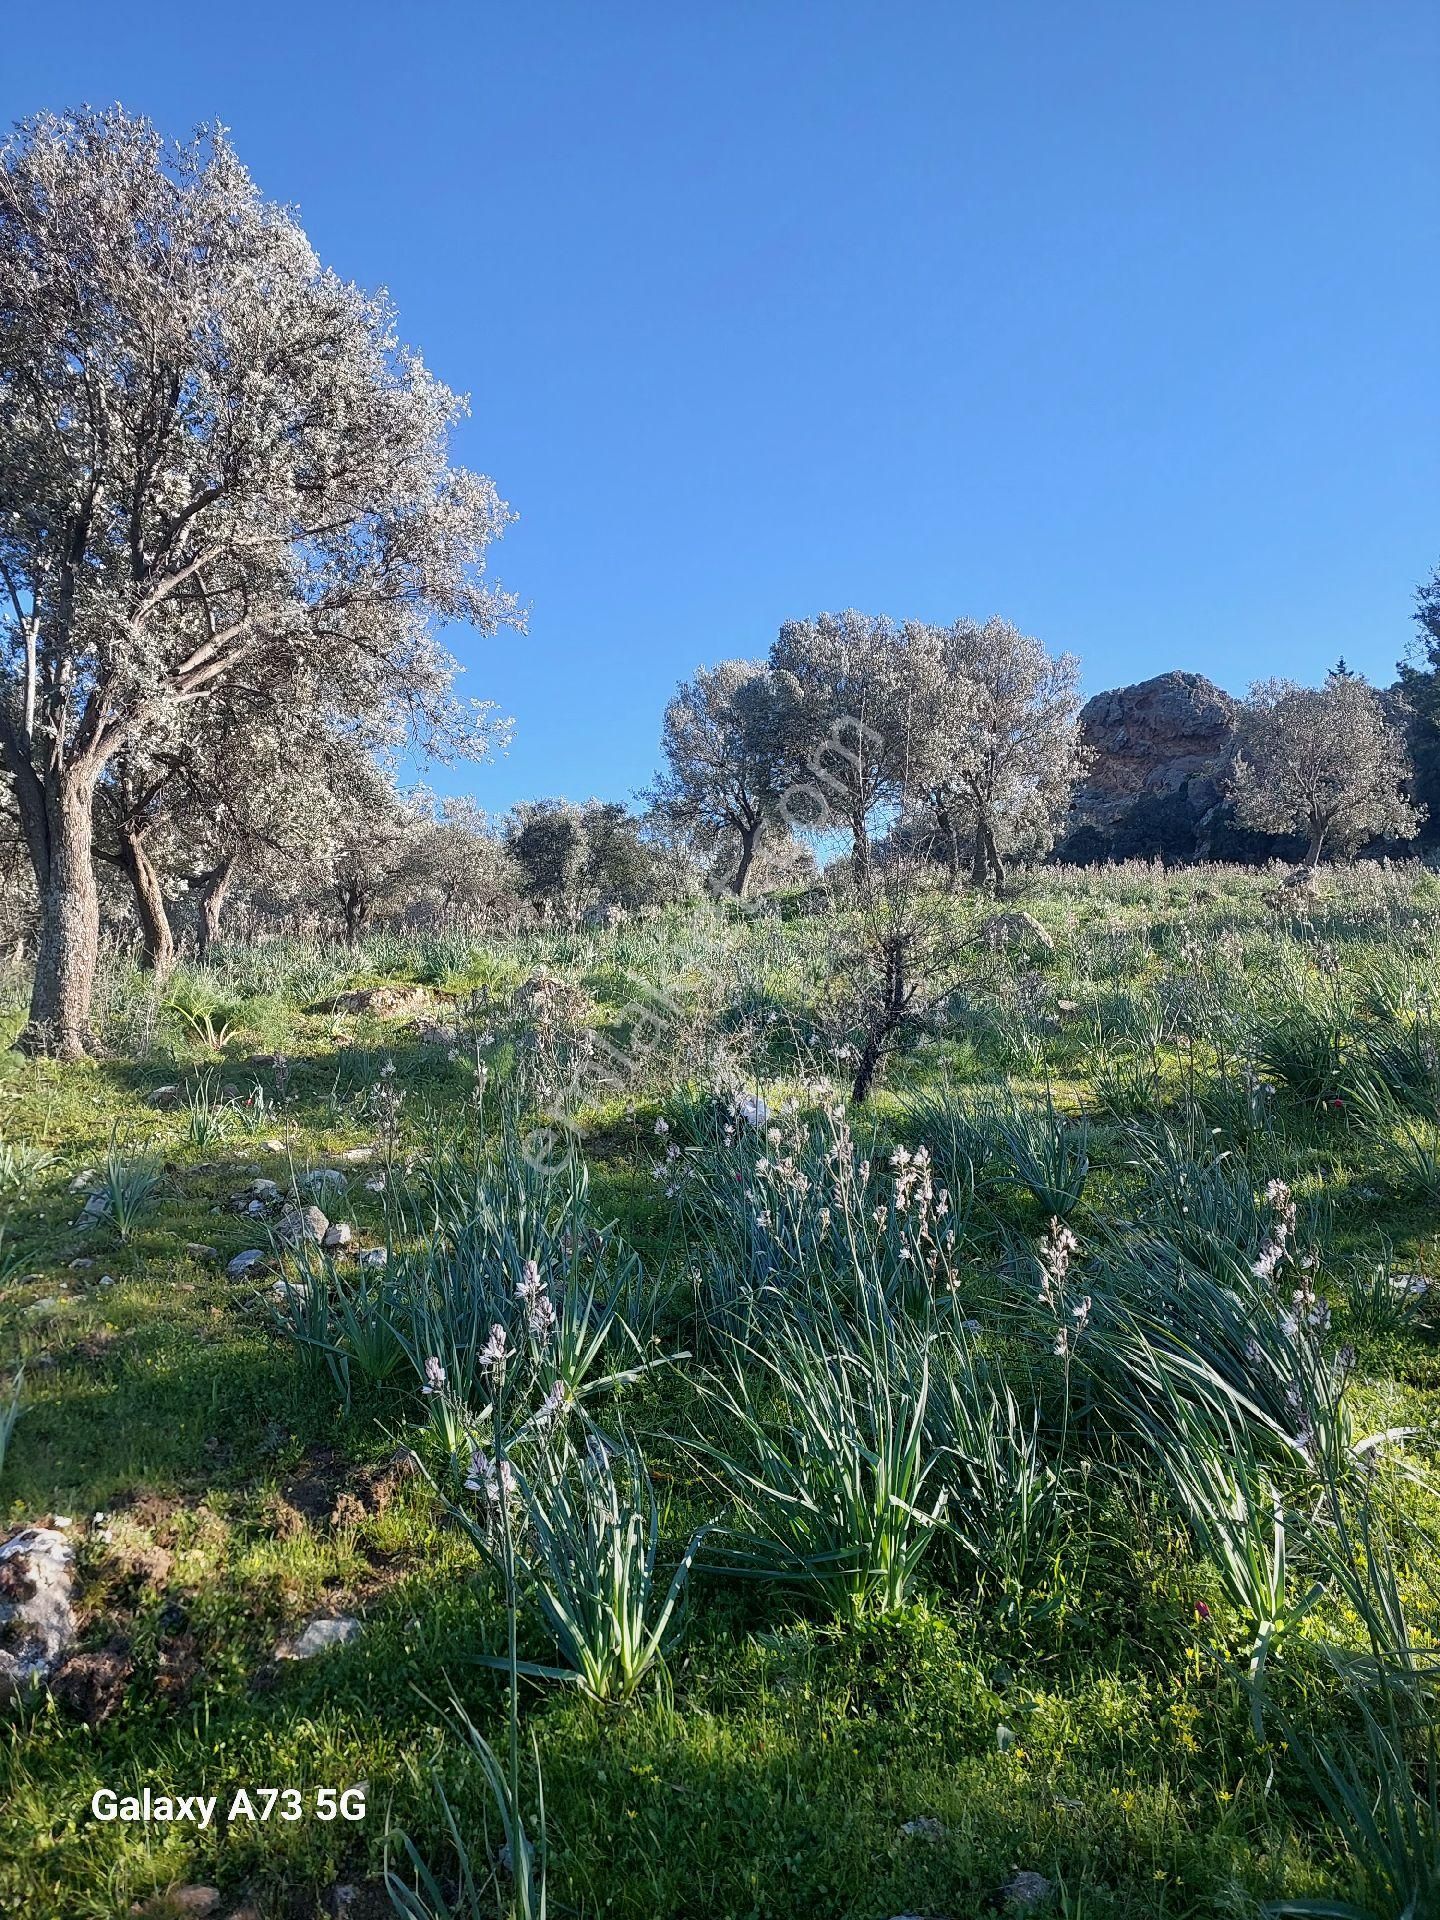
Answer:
xmin=0 ymin=104 xmax=1435 ymax=1056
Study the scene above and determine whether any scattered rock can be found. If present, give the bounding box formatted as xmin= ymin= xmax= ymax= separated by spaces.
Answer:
xmin=277 ymin=1203 xmax=328 ymax=1248
xmin=146 ymin=1084 xmax=183 ymax=1109
xmin=322 ymin=1221 xmax=354 ymax=1251
xmin=339 ymin=1146 xmax=375 ymax=1163
xmin=0 ymin=1526 xmax=76 ymax=1699
xmin=50 ymin=1641 xmax=134 ymax=1723
xmin=325 ymin=1883 xmax=390 ymax=1920
xmin=68 ymin=1257 xmax=96 ymax=1270
xmin=130 ymin=1887 xmax=223 ymax=1918
xmin=1000 ymin=1872 xmax=1055 ymax=1910
xmin=185 ymin=1243 xmax=219 ymax=1259
xmin=27 ymin=1295 xmax=71 ymax=1315
xmin=356 ymin=1247 xmax=387 ymax=1270
xmin=75 ymin=1191 xmax=111 ymax=1227
xmin=329 ymin=986 xmax=429 ymax=1016
xmin=979 ymin=910 xmax=1054 ymax=953
xmin=226 ymin=1249 xmax=268 ymax=1280
xmin=68 ymin=1169 xmax=98 ymax=1193
xmin=279 ymin=1615 xmax=360 ymax=1660
xmin=305 ymin=1168 xmax=348 ymax=1196
xmin=899 ymin=1817 xmax=947 ymax=1842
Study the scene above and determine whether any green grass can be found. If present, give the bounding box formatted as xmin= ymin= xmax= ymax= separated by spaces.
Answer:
xmin=1 ymin=860 xmax=1438 ymax=1917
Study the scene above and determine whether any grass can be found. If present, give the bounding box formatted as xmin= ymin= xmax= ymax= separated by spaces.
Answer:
xmin=0 ymin=860 xmax=1437 ymax=1917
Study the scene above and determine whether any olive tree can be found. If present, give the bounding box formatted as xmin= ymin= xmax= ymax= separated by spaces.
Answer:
xmin=768 ymin=611 xmax=932 ymax=883
xmin=0 ymin=108 xmax=516 ymax=1053
xmin=911 ymin=618 xmax=1085 ymax=890
xmin=1397 ymin=561 xmax=1440 ymax=849
xmin=1229 ymin=671 xmax=1423 ymax=866
xmin=648 ymin=659 xmax=798 ymax=896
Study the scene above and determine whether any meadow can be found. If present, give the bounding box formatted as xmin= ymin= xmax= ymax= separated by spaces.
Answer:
xmin=1 ymin=860 xmax=1438 ymax=1920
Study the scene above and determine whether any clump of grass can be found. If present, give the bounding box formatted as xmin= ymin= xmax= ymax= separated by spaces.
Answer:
xmin=459 ymin=1431 xmax=710 ymax=1703
xmin=695 ymin=1286 xmax=948 ymax=1622
xmin=97 ymin=1135 xmax=162 ymax=1240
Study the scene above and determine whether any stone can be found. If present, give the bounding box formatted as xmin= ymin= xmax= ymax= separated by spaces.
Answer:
xmin=305 ymin=1168 xmax=348 ymax=1196
xmin=146 ymin=1084 xmax=183 ymax=1109
xmin=277 ymin=1204 xmax=328 ymax=1248
xmin=185 ymin=1243 xmax=219 ymax=1259
xmin=330 ymin=986 xmax=428 ymax=1015
xmin=979 ymin=910 xmax=1054 ymax=953
xmin=76 ymin=1191 xmax=110 ymax=1226
xmin=1001 ymin=1872 xmax=1055 ymax=1909
xmin=339 ymin=1146 xmax=375 ymax=1163
xmin=226 ymin=1249 xmax=268 ymax=1279
xmin=130 ymin=1889 xmax=223 ymax=1918
xmin=322 ymin=1222 xmax=353 ymax=1251
xmin=0 ymin=1525 xmax=76 ymax=1699
xmin=280 ymin=1615 xmax=360 ymax=1660
xmin=356 ymin=1248 xmax=387 ymax=1270
xmin=899 ymin=1817 xmax=947 ymax=1842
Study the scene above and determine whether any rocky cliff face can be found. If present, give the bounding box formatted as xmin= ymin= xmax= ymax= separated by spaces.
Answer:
xmin=1064 ymin=671 xmax=1242 ymax=859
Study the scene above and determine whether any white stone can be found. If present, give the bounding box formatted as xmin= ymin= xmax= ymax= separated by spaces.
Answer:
xmin=0 ymin=1526 xmax=76 ymax=1699
xmin=281 ymin=1615 xmax=360 ymax=1660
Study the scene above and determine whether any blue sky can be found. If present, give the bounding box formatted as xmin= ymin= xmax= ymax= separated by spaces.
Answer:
xmin=4 ymin=2 xmax=1438 ymax=813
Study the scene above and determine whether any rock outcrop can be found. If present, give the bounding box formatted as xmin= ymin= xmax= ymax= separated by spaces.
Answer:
xmin=1064 ymin=671 xmax=1241 ymax=859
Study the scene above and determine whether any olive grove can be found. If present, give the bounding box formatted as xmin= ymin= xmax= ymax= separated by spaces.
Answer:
xmin=0 ymin=107 xmax=516 ymax=1052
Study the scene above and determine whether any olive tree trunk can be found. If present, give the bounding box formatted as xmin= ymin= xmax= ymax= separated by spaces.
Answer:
xmin=196 ymin=853 xmax=238 ymax=958
xmin=118 ymin=828 xmax=176 ymax=978
xmin=23 ymin=770 xmax=102 ymax=1057
xmin=731 ymin=819 xmax=761 ymax=898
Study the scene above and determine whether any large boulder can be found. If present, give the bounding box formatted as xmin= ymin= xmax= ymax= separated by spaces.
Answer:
xmin=1064 ymin=671 xmax=1240 ymax=859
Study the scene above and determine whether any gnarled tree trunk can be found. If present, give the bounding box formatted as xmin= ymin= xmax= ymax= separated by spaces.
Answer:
xmin=731 ymin=819 xmax=761 ymax=898
xmin=196 ymin=852 xmax=238 ymax=958
xmin=118 ymin=827 xmax=175 ymax=978
xmin=23 ymin=771 xmax=101 ymax=1057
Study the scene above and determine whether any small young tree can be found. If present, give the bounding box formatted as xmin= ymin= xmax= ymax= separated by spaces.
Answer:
xmin=648 ymin=660 xmax=798 ymax=896
xmin=0 ymin=108 xmax=516 ymax=1052
xmin=1229 ymin=672 xmax=1423 ymax=867
xmin=912 ymin=618 xmax=1085 ymax=890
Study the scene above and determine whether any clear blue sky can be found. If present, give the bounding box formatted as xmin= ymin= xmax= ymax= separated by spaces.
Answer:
xmin=5 ymin=2 xmax=1438 ymax=812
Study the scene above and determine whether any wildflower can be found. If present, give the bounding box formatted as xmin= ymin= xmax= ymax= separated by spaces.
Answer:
xmin=654 ymin=1117 xmax=670 ymax=1137
xmin=516 ymin=1258 xmax=557 ymax=1342
xmin=478 ymin=1322 xmax=511 ymax=1373
xmin=422 ymin=1355 xmax=446 ymax=1396
xmin=464 ymin=1447 xmax=517 ymax=1506
xmin=534 ymin=1379 xmax=569 ymax=1429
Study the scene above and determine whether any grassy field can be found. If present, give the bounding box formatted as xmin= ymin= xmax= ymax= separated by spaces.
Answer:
xmin=2 ymin=861 xmax=1438 ymax=1920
